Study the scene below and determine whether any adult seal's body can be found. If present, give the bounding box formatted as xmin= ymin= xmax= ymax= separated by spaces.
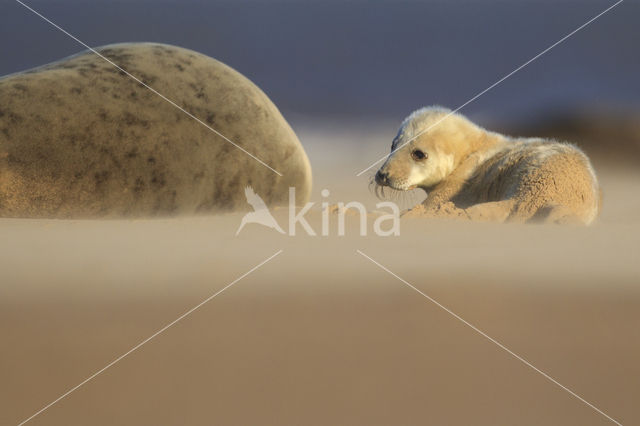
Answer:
xmin=375 ymin=107 xmax=600 ymax=225
xmin=0 ymin=43 xmax=311 ymax=218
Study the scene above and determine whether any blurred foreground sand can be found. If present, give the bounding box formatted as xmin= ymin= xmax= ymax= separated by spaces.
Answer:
xmin=1 ymin=124 xmax=639 ymax=425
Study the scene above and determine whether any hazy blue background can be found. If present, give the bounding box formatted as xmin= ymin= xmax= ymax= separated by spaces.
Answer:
xmin=1 ymin=0 xmax=638 ymax=123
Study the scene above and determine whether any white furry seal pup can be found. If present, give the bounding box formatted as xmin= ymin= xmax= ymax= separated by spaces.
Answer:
xmin=375 ymin=107 xmax=600 ymax=225
xmin=0 ymin=43 xmax=311 ymax=218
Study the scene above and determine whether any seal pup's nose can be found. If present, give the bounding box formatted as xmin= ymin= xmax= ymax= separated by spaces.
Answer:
xmin=375 ymin=170 xmax=389 ymax=185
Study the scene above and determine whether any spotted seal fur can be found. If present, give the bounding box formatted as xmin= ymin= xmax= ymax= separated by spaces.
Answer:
xmin=0 ymin=43 xmax=311 ymax=217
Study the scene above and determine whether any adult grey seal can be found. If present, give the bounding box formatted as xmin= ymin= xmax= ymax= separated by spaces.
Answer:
xmin=0 ymin=43 xmax=311 ymax=218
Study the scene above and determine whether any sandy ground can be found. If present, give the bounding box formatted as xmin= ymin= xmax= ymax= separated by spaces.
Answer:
xmin=1 ymin=125 xmax=639 ymax=425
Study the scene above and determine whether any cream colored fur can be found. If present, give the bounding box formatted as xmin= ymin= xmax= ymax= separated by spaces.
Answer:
xmin=375 ymin=107 xmax=600 ymax=225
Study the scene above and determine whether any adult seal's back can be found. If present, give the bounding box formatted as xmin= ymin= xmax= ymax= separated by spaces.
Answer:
xmin=0 ymin=43 xmax=312 ymax=218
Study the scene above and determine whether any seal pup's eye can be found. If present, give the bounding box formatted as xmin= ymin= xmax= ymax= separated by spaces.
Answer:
xmin=411 ymin=149 xmax=427 ymax=161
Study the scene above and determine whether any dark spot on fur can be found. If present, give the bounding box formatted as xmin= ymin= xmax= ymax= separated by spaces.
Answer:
xmin=205 ymin=112 xmax=215 ymax=125
xmin=147 ymin=156 xmax=156 ymax=164
xmin=193 ymin=171 xmax=205 ymax=182
xmin=33 ymin=114 xmax=50 ymax=127
xmin=100 ymin=50 xmax=134 ymax=68
xmin=181 ymin=102 xmax=196 ymax=115
xmin=123 ymin=113 xmax=134 ymax=125
xmin=174 ymin=63 xmax=184 ymax=72
xmin=70 ymin=87 xmax=82 ymax=95
xmin=111 ymin=92 xmax=120 ymax=99
xmin=134 ymin=177 xmax=145 ymax=193
xmin=99 ymin=110 xmax=108 ymax=120
xmin=118 ymin=70 xmax=126 ymax=77
xmin=13 ymin=83 xmax=28 ymax=92
xmin=65 ymin=133 xmax=78 ymax=147
xmin=151 ymin=171 xmax=166 ymax=188
xmin=94 ymin=170 xmax=110 ymax=185
xmin=125 ymin=149 xmax=138 ymax=159
xmin=139 ymin=73 xmax=157 ymax=85
xmin=224 ymin=113 xmax=239 ymax=123
xmin=122 ymin=112 xmax=148 ymax=127
xmin=8 ymin=113 xmax=23 ymax=124
xmin=187 ymin=83 xmax=205 ymax=99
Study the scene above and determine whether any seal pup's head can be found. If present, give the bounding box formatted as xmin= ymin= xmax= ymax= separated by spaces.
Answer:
xmin=375 ymin=106 xmax=482 ymax=192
